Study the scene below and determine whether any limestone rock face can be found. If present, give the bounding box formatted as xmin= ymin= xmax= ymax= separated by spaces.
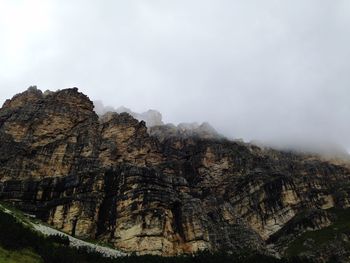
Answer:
xmin=1 ymin=87 xmax=350 ymax=257
xmin=148 ymin=122 xmax=221 ymax=141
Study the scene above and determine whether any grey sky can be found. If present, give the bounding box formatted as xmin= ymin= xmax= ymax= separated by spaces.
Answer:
xmin=0 ymin=0 xmax=350 ymax=152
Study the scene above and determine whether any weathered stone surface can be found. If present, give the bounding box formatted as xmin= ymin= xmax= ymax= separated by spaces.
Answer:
xmin=1 ymin=87 xmax=350 ymax=258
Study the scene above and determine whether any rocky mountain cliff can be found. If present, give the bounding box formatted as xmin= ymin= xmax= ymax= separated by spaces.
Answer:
xmin=1 ymin=87 xmax=350 ymax=261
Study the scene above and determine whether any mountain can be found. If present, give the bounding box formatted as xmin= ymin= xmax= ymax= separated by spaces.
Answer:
xmin=1 ymin=87 xmax=350 ymax=261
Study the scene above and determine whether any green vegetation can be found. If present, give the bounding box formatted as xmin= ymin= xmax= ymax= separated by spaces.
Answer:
xmin=0 ymin=201 xmax=35 ymax=226
xmin=286 ymin=208 xmax=350 ymax=257
xmin=0 ymin=247 xmax=42 ymax=263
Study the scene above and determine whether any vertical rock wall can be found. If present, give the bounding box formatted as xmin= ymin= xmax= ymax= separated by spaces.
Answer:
xmin=1 ymin=87 xmax=350 ymax=256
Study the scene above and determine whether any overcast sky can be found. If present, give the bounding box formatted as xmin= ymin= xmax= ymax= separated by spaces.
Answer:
xmin=0 ymin=0 xmax=349 ymax=152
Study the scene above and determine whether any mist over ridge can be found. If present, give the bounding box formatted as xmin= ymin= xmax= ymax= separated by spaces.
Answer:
xmin=1 ymin=85 xmax=349 ymax=160
xmin=1 ymin=1 xmax=349 ymax=157
xmin=92 ymin=98 xmax=350 ymax=159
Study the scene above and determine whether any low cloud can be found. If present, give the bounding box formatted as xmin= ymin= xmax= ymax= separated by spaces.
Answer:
xmin=0 ymin=1 xmax=349 ymax=156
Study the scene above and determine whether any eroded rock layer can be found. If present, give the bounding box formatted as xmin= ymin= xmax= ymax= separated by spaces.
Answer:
xmin=1 ymin=87 xmax=350 ymax=257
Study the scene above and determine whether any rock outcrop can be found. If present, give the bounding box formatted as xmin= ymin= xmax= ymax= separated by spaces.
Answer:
xmin=1 ymin=87 xmax=350 ymax=260
xmin=93 ymin=101 xmax=164 ymax=127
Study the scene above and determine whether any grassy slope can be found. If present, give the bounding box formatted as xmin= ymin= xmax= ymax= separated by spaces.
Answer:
xmin=0 ymin=246 xmax=42 ymax=263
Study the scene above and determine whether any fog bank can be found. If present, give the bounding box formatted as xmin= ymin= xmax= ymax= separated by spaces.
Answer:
xmin=0 ymin=1 xmax=349 ymax=155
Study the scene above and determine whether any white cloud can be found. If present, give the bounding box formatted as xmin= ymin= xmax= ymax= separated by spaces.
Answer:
xmin=0 ymin=0 xmax=349 ymax=152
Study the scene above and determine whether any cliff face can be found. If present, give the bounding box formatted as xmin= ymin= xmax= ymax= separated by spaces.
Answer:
xmin=1 ymin=87 xmax=350 ymax=259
